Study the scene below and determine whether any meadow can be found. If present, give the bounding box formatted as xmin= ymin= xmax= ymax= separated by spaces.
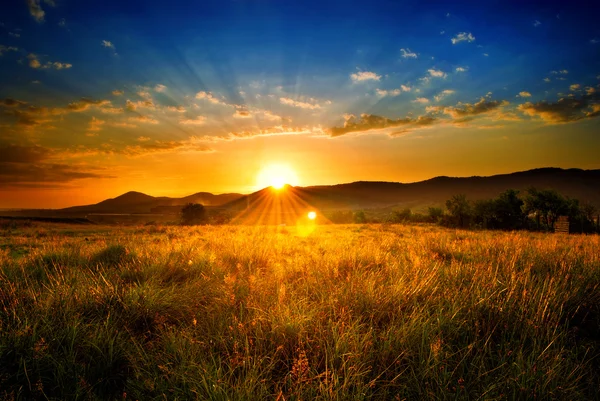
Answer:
xmin=1 ymin=221 xmax=599 ymax=400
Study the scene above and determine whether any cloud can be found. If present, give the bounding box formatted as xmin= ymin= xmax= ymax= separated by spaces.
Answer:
xmin=455 ymin=66 xmax=468 ymax=72
xmin=129 ymin=115 xmax=159 ymax=124
xmin=233 ymin=109 xmax=252 ymax=118
xmin=533 ymin=20 xmax=541 ymax=27
xmin=85 ymin=117 xmax=104 ymax=136
xmin=0 ymin=144 xmax=112 ymax=187
xmin=166 ymin=105 xmax=186 ymax=113
xmin=0 ymin=45 xmax=19 ymax=56
xmin=58 ymin=18 xmax=66 ymax=27
xmin=195 ymin=91 xmax=228 ymax=106
xmin=591 ymin=38 xmax=599 ymax=44
xmin=112 ymin=90 xmax=124 ymax=96
xmin=154 ymin=84 xmax=167 ymax=92
xmin=518 ymin=92 xmax=600 ymax=123
xmin=0 ymin=98 xmax=28 ymax=108
xmin=585 ymin=87 xmax=596 ymax=95
xmin=376 ymin=88 xmax=401 ymax=97
xmin=543 ymin=77 xmax=551 ymax=83
xmin=434 ymin=89 xmax=455 ymax=102
xmin=179 ymin=116 xmax=206 ymax=125
xmin=570 ymin=84 xmax=580 ymax=91
xmin=428 ymin=68 xmax=447 ymax=78
xmin=350 ymin=71 xmax=381 ymax=82
xmin=400 ymin=48 xmax=417 ymax=58
xmin=413 ymin=97 xmax=430 ymax=104
xmin=279 ymin=97 xmax=321 ymax=109
xmin=126 ymin=99 xmax=154 ymax=110
xmin=517 ymin=91 xmax=532 ymax=98
xmin=328 ymin=113 xmax=437 ymax=137
xmin=451 ymin=32 xmax=475 ymax=44
xmin=102 ymin=40 xmax=115 ymax=49
xmin=66 ymin=98 xmax=111 ymax=112
xmin=400 ymin=85 xmax=412 ymax=92
xmin=27 ymin=54 xmax=72 ymax=70
xmin=27 ymin=0 xmax=46 ymax=23
xmin=9 ymin=32 xmax=20 ymax=38
xmin=550 ymin=70 xmax=568 ymax=75
xmin=443 ymin=98 xmax=509 ymax=120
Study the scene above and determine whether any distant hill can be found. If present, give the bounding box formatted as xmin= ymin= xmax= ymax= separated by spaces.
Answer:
xmin=222 ymin=168 xmax=600 ymax=213
xmin=4 ymin=168 xmax=600 ymax=218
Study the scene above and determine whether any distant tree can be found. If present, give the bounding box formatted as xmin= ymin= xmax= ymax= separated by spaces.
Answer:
xmin=427 ymin=207 xmax=444 ymax=223
xmin=328 ymin=210 xmax=354 ymax=224
xmin=494 ymin=189 xmax=525 ymax=230
xmin=473 ymin=199 xmax=496 ymax=229
xmin=353 ymin=210 xmax=367 ymax=224
xmin=523 ymin=188 xmax=568 ymax=230
xmin=445 ymin=194 xmax=471 ymax=228
xmin=390 ymin=208 xmax=411 ymax=223
xmin=181 ymin=203 xmax=207 ymax=225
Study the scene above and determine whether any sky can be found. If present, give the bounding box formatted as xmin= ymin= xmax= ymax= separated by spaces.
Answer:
xmin=0 ymin=0 xmax=599 ymax=208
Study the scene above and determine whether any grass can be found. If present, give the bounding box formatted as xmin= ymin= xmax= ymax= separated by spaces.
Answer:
xmin=1 ymin=222 xmax=599 ymax=400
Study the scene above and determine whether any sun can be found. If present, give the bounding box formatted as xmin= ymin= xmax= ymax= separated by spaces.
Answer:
xmin=307 ymin=211 xmax=317 ymax=220
xmin=257 ymin=164 xmax=299 ymax=190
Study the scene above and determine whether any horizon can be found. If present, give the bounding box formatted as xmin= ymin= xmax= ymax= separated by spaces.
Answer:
xmin=2 ymin=166 xmax=597 ymax=210
xmin=1 ymin=0 xmax=600 ymax=208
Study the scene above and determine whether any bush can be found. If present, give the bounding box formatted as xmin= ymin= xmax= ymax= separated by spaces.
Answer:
xmin=180 ymin=203 xmax=207 ymax=225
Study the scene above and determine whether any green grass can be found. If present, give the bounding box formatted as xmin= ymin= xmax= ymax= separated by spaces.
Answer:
xmin=1 ymin=223 xmax=599 ymax=400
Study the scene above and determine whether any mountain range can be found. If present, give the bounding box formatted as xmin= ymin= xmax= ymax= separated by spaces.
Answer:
xmin=4 ymin=168 xmax=600 ymax=217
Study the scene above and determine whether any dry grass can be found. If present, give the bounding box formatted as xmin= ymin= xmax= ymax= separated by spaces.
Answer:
xmin=1 ymin=223 xmax=599 ymax=400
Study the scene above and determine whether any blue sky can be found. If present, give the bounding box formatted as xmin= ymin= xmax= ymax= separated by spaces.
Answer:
xmin=0 ymin=0 xmax=599 ymax=207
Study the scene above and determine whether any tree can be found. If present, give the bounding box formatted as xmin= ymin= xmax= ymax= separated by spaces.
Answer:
xmin=427 ymin=207 xmax=444 ymax=223
xmin=390 ymin=208 xmax=411 ymax=223
xmin=445 ymin=194 xmax=471 ymax=228
xmin=494 ymin=189 xmax=525 ymax=230
xmin=353 ymin=210 xmax=367 ymax=224
xmin=181 ymin=203 xmax=207 ymax=225
xmin=523 ymin=188 xmax=568 ymax=230
xmin=473 ymin=199 xmax=496 ymax=229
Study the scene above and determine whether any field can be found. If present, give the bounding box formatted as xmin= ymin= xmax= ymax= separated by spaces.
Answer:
xmin=1 ymin=222 xmax=599 ymax=400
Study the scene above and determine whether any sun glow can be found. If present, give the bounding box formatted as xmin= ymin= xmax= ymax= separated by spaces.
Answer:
xmin=256 ymin=164 xmax=299 ymax=190
xmin=308 ymin=211 xmax=317 ymax=220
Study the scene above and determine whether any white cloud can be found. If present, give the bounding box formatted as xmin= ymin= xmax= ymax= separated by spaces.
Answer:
xmin=102 ymin=40 xmax=115 ymax=49
xmin=400 ymin=48 xmax=417 ymax=58
xmin=550 ymin=70 xmax=568 ymax=75
xmin=58 ymin=18 xmax=66 ymax=27
xmin=533 ymin=20 xmax=541 ymax=27
xmin=455 ymin=66 xmax=468 ymax=72
xmin=154 ymin=84 xmax=167 ymax=92
xmin=376 ymin=88 xmax=401 ymax=97
xmin=428 ymin=68 xmax=447 ymax=78
xmin=570 ymin=84 xmax=580 ymax=91
xmin=517 ymin=91 xmax=532 ymax=98
xmin=350 ymin=71 xmax=381 ymax=82
xmin=451 ymin=32 xmax=475 ymax=44
xmin=591 ymin=38 xmax=599 ymax=44
xmin=280 ymin=97 xmax=321 ymax=109
xmin=400 ymin=85 xmax=412 ymax=92
xmin=195 ymin=91 xmax=228 ymax=106
xmin=434 ymin=89 xmax=455 ymax=102
xmin=413 ymin=97 xmax=430 ymax=104
xmin=543 ymin=77 xmax=551 ymax=83
xmin=112 ymin=90 xmax=124 ymax=96
xmin=483 ymin=53 xmax=489 ymax=57
xmin=440 ymin=31 xmax=445 ymax=35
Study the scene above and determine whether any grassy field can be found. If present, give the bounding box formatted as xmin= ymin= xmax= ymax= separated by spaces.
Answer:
xmin=1 ymin=222 xmax=599 ymax=400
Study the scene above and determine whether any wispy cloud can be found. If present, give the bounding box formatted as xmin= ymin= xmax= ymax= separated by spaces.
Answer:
xmin=533 ymin=20 xmax=541 ymax=27
xmin=279 ymin=97 xmax=321 ymax=109
xmin=400 ymin=48 xmax=417 ymax=58
xmin=179 ymin=116 xmax=206 ymax=125
xmin=455 ymin=66 xmax=468 ymax=72
xmin=518 ymin=92 xmax=600 ymax=123
xmin=154 ymin=84 xmax=167 ymax=92
xmin=428 ymin=68 xmax=447 ymax=78
xmin=434 ymin=89 xmax=455 ymax=102
xmin=112 ymin=90 xmax=124 ymax=96
xmin=350 ymin=71 xmax=381 ymax=82
xmin=27 ymin=53 xmax=72 ymax=70
xmin=102 ymin=40 xmax=115 ymax=49
xmin=570 ymin=84 xmax=580 ymax=91
xmin=195 ymin=91 xmax=228 ymax=106
xmin=517 ymin=91 xmax=532 ymax=98
xmin=413 ymin=97 xmax=430 ymax=104
xmin=376 ymin=88 xmax=401 ymax=97
xmin=0 ymin=45 xmax=18 ymax=56
xmin=26 ymin=0 xmax=52 ymax=23
xmin=451 ymin=32 xmax=475 ymax=44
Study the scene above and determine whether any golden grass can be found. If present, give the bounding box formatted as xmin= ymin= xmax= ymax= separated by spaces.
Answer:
xmin=1 ymin=223 xmax=599 ymax=399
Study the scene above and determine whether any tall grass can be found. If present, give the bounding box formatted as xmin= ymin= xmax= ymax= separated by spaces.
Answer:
xmin=1 ymin=223 xmax=599 ymax=399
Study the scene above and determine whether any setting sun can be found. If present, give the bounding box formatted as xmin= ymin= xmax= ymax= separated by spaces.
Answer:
xmin=308 ymin=211 xmax=317 ymax=220
xmin=256 ymin=164 xmax=299 ymax=190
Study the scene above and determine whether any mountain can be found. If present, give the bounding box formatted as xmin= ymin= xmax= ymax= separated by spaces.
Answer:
xmin=221 ymin=168 xmax=600 ymax=213
xmin=5 ymin=168 xmax=600 ymax=217
xmin=58 ymin=191 xmax=244 ymax=214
